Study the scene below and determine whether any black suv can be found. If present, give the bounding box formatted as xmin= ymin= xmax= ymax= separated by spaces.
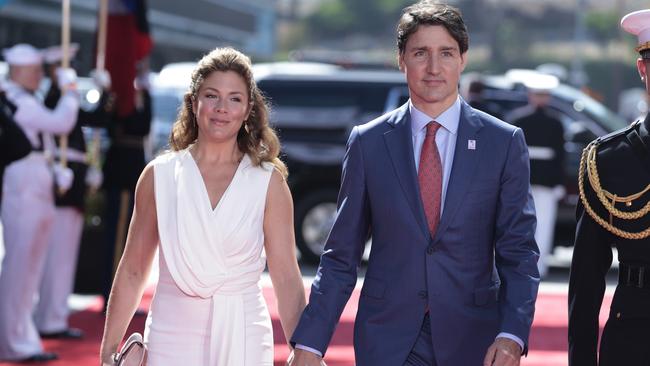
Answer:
xmin=255 ymin=63 xmax=408 ymax=263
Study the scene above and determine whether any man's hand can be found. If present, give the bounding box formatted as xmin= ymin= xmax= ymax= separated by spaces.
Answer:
xmin=483 ymin=338 xmax=521 ymax=366
xmin=55 ymin=67 xmax=78 ymax=92
xmin=287 ymin=349 xmax=326 ymax=366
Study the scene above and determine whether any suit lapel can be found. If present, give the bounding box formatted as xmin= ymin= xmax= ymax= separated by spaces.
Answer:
xmin=383 ymin=103 xmax=429 ymax=239
xmin=433 ymin=102 xmax=484 ymax=243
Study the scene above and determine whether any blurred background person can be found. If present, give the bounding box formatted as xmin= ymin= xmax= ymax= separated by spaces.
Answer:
xmin=32 ymin=44 xmax=112 ymax=340
xmin=508 ymin=74 xmax=566 ymax=278
xmin=0 ymin=43 xmax=78 ymax=362
xmin=100 ymin=59 xmax=152 ymax=311
xmin=568 ymin=9 xmax=650 ymax=366
xmin=466 ymin=76 xmax=504 ymax=120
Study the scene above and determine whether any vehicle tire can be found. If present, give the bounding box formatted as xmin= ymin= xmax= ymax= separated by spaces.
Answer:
xmin=294 ymin=189 xmax=339 ymax=264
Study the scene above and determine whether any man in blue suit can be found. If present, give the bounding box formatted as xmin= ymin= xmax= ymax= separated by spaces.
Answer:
xmin=289 ymin=2 xmax=540 ymax=365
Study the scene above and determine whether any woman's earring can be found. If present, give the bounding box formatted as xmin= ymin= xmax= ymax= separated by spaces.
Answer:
xmin=244 ymin=122 xmax=250 ymax=134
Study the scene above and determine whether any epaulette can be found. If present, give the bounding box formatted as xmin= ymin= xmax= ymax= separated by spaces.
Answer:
xmin=578 ymin=117 xmax=650 ymax=240
xmin=593 ymin=119 xmax=643 ymax=145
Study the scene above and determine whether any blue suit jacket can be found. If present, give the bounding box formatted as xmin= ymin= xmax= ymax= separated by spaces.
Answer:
xmin=291 ymin=100 xmax=540 ymax=366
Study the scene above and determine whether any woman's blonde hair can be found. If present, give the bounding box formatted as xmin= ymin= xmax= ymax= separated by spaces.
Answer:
xmin=169 ymin=47 xmax=287 ymax=178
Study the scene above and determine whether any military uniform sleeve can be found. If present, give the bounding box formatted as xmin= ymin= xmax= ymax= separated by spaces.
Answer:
xmin=568 ymin=199 xmax=613 ymax=366
xmin=78 ymin=91 xmax=112 ymax=128
xmin=13 ymin=91 xmax=78 ymax=134
xmin=121 ymin=90 xmax=151 ymax=137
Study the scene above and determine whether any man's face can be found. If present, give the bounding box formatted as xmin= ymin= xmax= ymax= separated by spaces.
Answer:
xmin=10 ymin=64 xmax=43 ymax=92
xmin=529 ymin=91 xmax=551 ymax=107
xmin=398 ymin=25 xmax=467 ymax=113
xmin=638 ymin=57 xmax=650 ymax=97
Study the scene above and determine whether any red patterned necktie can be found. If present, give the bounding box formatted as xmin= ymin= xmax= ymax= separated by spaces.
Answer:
xmin=418 ymin=121 xmax=442 ymax=236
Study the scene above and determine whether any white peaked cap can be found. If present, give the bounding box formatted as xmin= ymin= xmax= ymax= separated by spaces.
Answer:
xmin=505 ymin=69 xmax=559 ymax=92
xmin=2 ymin=44 xmax=43 ymax=66
xmin=523 ymin=74 xmax=560 ymax=92
xmin=43 ymin=43 xmax=80 ymax=64
xmin=621 ymin=9 xmax=650 ymax=55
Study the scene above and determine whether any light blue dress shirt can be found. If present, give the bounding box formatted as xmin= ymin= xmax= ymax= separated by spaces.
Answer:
xmin=296 ymin=97 xmax=523 ymax=357
xmin=410 ymin=97 xmax=460 ymax=215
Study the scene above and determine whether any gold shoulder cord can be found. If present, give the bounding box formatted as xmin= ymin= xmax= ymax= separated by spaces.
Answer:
xmin=578 ymin=141 xmax=650 ymax=239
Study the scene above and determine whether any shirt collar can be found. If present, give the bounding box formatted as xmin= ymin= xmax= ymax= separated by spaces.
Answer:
xmin=409 ymin=96 xmax=461 ymax=136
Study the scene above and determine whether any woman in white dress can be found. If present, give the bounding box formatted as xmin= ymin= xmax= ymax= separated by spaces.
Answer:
xmin=100 ymin=47 xmax=306 ymax=365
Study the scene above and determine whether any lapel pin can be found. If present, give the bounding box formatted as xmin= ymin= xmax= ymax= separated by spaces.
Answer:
xmin=468 ymin=139 xmax=476 ymax=150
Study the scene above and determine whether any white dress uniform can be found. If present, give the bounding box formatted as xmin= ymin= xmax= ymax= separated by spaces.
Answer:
xmin=33 ymin=44 xmax=88 ymax=336
xmin=508 ymin=74 xmax=565 ymax=278
xmin=0 ymin=45 xmax=78 ymax=360
xmin=33 ymin=202 xmax=84 ymax=334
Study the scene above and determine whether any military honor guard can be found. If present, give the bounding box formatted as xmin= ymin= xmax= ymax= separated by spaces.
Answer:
xmin=0 ymin=44 xmax=79 ymax=362
xmin=568 ymin=9 xmax=650 ymax=366
xmin=101 ymin=62 xmax=152 ymax=309
xmin=509 ymin=73 xmax=566 ymax=278
xmin=31 ymin=45 xmax=111 ymax=341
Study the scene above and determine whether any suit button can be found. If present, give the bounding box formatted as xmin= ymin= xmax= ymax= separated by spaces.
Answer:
xmin=427 ymin=246 xmax=435 ymax=255
xmin=616 ymin=312 xmax=621 ymax=319
xmin=418 ymin=291 xmax=427 ymax=299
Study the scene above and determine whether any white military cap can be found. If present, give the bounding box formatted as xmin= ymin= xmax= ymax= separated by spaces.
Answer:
xmin=42 ymin=43 xmax=79 ymax=64
xmin=1 ymin=44 xmax=43 ymax=66
xmin=621 ymin=9 xmax=650 ymax=57
xmin=505 ymin=69 xmax=559 ymax=93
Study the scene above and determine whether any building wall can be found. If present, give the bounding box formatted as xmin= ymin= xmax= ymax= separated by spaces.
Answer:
xmin=0 ymin=0 xmax=276 ymax=73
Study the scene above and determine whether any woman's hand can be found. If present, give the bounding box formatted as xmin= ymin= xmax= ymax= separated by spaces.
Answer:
xmin=100 ymin=352 xmax=115 ymax=366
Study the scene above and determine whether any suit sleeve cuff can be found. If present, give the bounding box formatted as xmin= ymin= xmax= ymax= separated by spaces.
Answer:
xmin=295 ymin=344 xmax=323 ymax=357
xmin=496 ymin=332 xmax=524 ymax=352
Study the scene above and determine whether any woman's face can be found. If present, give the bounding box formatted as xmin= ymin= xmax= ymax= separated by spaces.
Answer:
xmin=192 ymin=70 xmax=251 ymax=144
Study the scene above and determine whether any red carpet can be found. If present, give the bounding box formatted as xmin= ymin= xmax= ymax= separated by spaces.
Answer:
xmin=0 ymin=286 xmax=612 ymax=366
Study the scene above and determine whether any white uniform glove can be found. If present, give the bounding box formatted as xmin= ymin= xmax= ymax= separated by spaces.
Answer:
xmin=134 ymin=73 xmax=150 ymax=90
xmin=85 ymin=166 xmax=103 ymax=190
xmin=56 ymin=67 xmax=78 ymax=91
xmin=553 ymin=185 xmax=566 ymax=200
xmin=53 ymin=164 xmax=74 ymax=193
xmin=90 ymin=69 xmax=111 ymax=90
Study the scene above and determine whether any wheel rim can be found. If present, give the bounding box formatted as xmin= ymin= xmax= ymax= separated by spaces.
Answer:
xmin=301 ymin=202 xmax=337 ymax=256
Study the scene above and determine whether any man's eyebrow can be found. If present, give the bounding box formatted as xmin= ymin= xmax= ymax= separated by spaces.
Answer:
xmin=408 ymin=45 xmax=458 ymax=52
xmin=409 ymin=45 xmax=429 ymax=52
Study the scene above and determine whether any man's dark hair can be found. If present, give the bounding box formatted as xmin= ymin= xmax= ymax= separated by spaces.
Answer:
xmin=397 ymin=1 xmax=468 ymax=55
xmin=641 ymin=49 xmax=650 ymax=60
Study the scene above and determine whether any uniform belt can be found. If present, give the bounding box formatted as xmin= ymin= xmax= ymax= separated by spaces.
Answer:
xmin=113 ymin=138 xmax=143 ymax=148
xmin=54 ymin=148 xmax=87 ymax=164
xmin=619 ymin=263 xmax=650 ymax=289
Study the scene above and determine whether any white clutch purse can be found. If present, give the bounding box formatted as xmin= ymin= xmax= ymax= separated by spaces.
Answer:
xmin=112 ymin=332 xmax=146 ymax=366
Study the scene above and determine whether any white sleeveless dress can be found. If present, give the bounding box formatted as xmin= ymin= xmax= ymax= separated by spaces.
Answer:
xmin=144 ymin=150 xmax=274 ymax=365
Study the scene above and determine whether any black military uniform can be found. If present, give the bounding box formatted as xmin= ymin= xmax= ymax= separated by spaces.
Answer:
xmin=0 ymin=91 xmax=31 ymax=202
xmin=509 ymin=105 xmax=565 ymax=188
xmin=43 ymin=85 xmax=111 ymax=209
xmin=101 ymin=87 xmax=151 ymax=306
xmin=568 ymin=114 xmax=650 ymax=365
xmin=568 ymin=9 xmax=650 ymax=365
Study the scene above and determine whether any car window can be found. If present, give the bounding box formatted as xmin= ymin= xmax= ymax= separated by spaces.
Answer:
xmin=152 ymin=88 xmax=183 ymax=125
xmin=554 ymin=84 xmax=628 ymax=131
xmin=259 ymin=81 xmax=389 ymax=127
